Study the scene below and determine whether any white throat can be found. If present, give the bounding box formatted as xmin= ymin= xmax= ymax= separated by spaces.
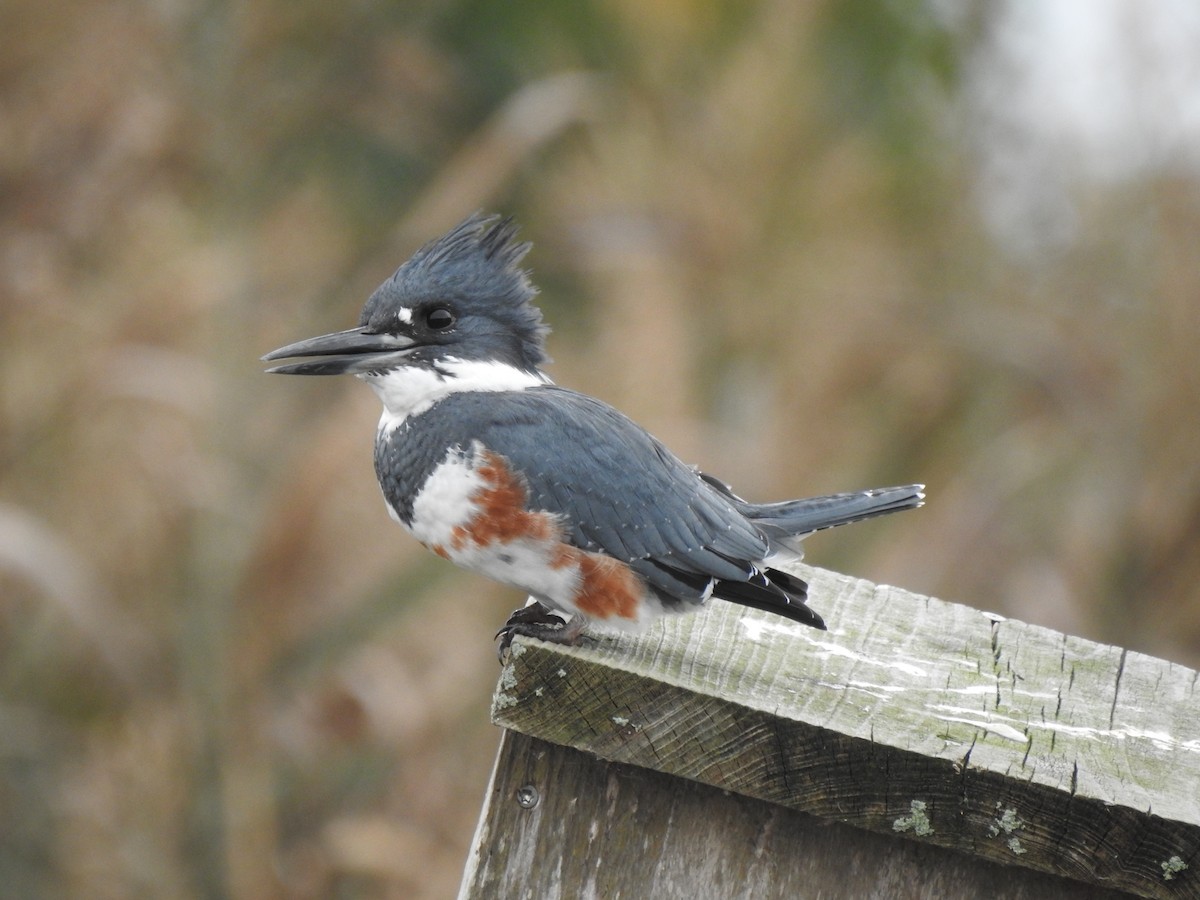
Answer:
xmin=363 ymin=357 xmax=549 ymax=433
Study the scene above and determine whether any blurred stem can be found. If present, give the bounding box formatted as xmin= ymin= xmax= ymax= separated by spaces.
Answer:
xmin=177 ymin=509 xmax=236 ymax=900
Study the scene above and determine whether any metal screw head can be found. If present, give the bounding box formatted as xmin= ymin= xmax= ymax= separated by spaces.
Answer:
xmin=515 ymin=785 xmax=539 ymax=809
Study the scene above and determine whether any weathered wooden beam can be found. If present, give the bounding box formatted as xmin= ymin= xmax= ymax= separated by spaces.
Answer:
xmin=476 ymin=565 xmax=1199 ymax=899
xmin=459 ymin=730 xmax=1136 ymax=899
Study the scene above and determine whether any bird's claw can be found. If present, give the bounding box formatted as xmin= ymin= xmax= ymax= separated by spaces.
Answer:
xmin=495 ymin=601 xmax=586 ymax=662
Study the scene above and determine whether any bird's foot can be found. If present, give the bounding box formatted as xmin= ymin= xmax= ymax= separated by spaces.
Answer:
xmin=495 ymin=601 xmax=586 ymax=662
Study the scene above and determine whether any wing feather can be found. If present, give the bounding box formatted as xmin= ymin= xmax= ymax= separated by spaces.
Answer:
xmin=459 ymin=388 xmax=770 ymax=601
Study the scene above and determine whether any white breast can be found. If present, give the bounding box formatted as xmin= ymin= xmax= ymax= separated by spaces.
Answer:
xmin=407 ymin=445 xmax=488 ymax=548
xmin=406 ymin=442 xmax=582 ymax=606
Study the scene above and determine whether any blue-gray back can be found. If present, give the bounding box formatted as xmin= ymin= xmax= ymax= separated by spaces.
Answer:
xmin=375 ymin=387 xmax=770 ymax=579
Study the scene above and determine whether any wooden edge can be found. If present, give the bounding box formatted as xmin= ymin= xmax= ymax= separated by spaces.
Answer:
xmin=459 ymin=729 xmax=1140 ymax=899
xmin=489 ymin=566 xmax=1200 ymax=899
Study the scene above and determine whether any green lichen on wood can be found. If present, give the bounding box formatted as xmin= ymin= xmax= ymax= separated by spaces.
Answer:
xmin=1161 ymin=856 xmax=1188 ymax=881
xmin=892 ymin=800 xmax=934 ymax=837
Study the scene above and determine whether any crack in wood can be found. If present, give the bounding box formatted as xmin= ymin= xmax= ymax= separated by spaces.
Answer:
xmin=1108 ymin=647 xmax=1128 ymax=731
xmin=989 ymin=620 xmax=1004 ymax=706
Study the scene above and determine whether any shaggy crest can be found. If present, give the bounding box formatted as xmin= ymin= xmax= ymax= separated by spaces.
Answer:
xmin=361 ymin=213 xmax=549 ymax=368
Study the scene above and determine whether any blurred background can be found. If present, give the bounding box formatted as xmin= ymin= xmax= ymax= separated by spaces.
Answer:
xmin=3 ymin=0 xmax=1199 ymax=896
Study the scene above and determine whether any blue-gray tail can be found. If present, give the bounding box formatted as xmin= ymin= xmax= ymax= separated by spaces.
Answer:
xmin=695 ymin=476 xmax=923 ymax=631
xmin=701 ymin=475 xmax=925 ymax=554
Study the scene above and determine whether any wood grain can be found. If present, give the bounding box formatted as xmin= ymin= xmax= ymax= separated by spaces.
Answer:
xmin=460 ymin=730 xmax=1139 ymax=899
xmin=487 ymin=565 xmax=1200 ymax=898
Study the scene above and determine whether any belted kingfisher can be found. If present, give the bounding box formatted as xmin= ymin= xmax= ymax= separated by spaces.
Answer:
xmin=264 ymin=214 xmax=923 ymax=656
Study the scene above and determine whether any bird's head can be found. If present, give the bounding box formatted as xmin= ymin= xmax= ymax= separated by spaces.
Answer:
xmin=263 ymin=213 xmax=549 ymax=379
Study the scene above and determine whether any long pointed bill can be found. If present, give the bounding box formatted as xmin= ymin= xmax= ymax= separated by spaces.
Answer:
xmin=262 ymin=326 xmax=416 ymax=375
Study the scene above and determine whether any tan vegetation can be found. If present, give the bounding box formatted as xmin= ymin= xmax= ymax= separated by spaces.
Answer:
xmin=2 ymin=2 xmax=1197 ymax=896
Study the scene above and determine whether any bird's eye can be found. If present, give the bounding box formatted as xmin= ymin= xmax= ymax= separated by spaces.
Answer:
xmin=424 ymin=307 xmax=456 ymax=331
